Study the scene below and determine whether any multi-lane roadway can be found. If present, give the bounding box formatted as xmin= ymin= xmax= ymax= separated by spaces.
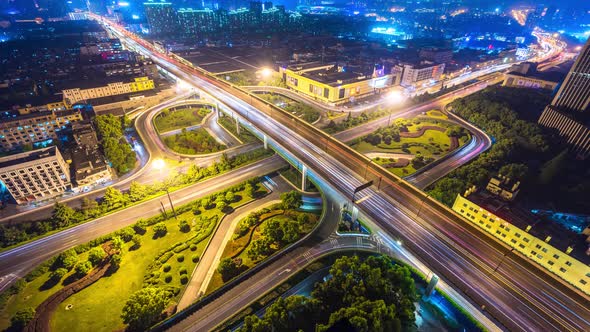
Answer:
xmin=99 ymin=19 xmax=590 ymax=331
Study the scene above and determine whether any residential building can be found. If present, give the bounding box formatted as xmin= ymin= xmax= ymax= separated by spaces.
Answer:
xmin=485 ymin=174 xmax=521 ymax=201
xmin=177 ymin=8 xmax=218 ymax=36
xmin=144 ymin=2 xmax=177 ymax=36
xmin=502 ymin=71 xmax=560 ymax=90
xmin=453 ymin=194 xmax=590 ymax=295
xmin=62 ymin=77 xmax=155 ymax=107
xmin=398 ymin=62 xmax=445 ymax=87
xmin=0 ymin=146 xmax=71 ymax=204
xmin=0 ymin=110 xmax=84 ymax=152
xmin=71 ymin=147 xmax=111 ymax=188
xmin=281 ymin=62 xmax=396 ymax=105
xmin=538 ymin=37 xmax=590 ymax=158
xmin=72 ymin=121 xmax=99 ymax=149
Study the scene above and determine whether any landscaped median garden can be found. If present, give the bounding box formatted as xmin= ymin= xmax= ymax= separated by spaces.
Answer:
xmin=0 ymin=178 xmax=268 ymax=332
xmin=153 ymin=106 xmax=227 ymax=155
xmin=350 ymin=110 xmax=471 ymax=177
xmin=153 ymin=107 xmax=211 ymax=133
xmin=256 ymin=92 xmax=321 ymax=123
xmin=217 ymin=114 xmax=260 ymax=143
xmin=0 ymin=148 xmax=274 ymax=252
xmin=206 ymin=191 xmax=320 ymax=293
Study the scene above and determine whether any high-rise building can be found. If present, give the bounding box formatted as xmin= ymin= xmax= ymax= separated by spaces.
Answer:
xmin=177 ymin=8 xmax=218 ymax=36
xmin=86 ymin=0 xmax=108 ymax=15
xmin=144 ymin=2 xmax=178 ymax=36
xmin=538 ymin=37 xmax=590 ymax=158
xmin=0 ymin=146 xmax=71 ymax=204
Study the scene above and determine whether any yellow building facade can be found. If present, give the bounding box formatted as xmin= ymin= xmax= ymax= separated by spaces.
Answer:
xmin=452 ymin=194 xmax=590 ymax=295
xmin=62 ymin=77 xmax=155 ymax=106
xmin=282 ymin=64 xmax=394 ymax=105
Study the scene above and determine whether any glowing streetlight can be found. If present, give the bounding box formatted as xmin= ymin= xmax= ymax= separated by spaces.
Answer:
xmin=153 ymin=158 xmax=177 ymax=219
xmin=260 ymin=67 xmax=273 ymax=79
xmin=153 ymin=158 xmax=165 ymax=171
xmin=387 ymin=90 xmax=405 ymax=104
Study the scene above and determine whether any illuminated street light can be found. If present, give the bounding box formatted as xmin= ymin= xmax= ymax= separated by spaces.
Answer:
xmin=153 ymin=158 xmax=177 ymax=219
xmin=259 ymin=67 xmax=273 ymax=79
xmin=386 ymin=90 xmax=405 ymax=104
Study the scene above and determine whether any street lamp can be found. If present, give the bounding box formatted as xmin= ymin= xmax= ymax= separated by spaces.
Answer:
xmin=259 ymin=67 xmax=273 ymax=79
xmin=153 ymin=158 xmax=177 ymax=219
xmin=385 ymin=90 xmax=405 ymax=126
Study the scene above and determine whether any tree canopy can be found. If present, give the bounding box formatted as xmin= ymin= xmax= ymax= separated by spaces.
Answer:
xmin=237 ymin=255 xmax=416 ymax=332
xmin=121 ymin=287 xmax=171 ymax=331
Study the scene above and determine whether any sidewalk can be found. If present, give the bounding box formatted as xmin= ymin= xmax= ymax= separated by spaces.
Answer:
xmin=176 ymin=195 xmax=281 ymax=310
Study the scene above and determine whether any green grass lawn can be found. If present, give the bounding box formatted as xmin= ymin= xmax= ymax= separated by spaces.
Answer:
xmin=424 ymin=110 xmax=448 ymax=120
xmin=217 ymin=115 xmax=259 ymax=143
xmin=0 ymin=184 xmax=258 ymax=331
xmin=163 ymin=128 xmax=226 ymax=155
xmin=352 ymin=115 xmax=471 ymax=177
xmin=0 ymin=251 xmax=90 ymax=331
xmin=48 ymin=187 xmax=255 ymax=332
xmin=257 ymin=93 xmax=320 ymax=123
xmin=154 ymin=107 xmax=211 ymax=133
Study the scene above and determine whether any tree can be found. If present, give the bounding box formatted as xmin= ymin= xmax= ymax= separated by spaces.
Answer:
xmin=129 ymin=181 xmax=147 ymax=202
xmin=153 ymin=222 xmax=167 ymax=237
xmin=225 ymin=191 xmax=235 ymax=203
xmin=55 ymin=249 xmax=78 ymax=270
xmin=11 ymin=307 xmax=35 ymax=330
xmin=88 ymin=247 xmax=106 ymax=266
xmin=49 ymin=268 xmax=68 ymax=283
xmin=103 ymin=187 xmax=128 ymax=210
xmin=178 ymin=219 xmax=190 ymax=232
xmin=262 ymin=219 xmax=283 ymax=244
xmin=217 ymin=257 xmax=240 ymax=282
xmin=52 ymin=202 xmax=77 ymax=228
xmin=80 ymin=197 xmax=99 ymax=218
xmin=111 ymin=254 xmax=122 ymax=269
xmin=280 ymin=191 xmax=302 ymax=211
xmin=499 ymin=163 xmax=528 ymax=180
xmin=111 ymin=236 xmax=124 ymax=253
xmin=281 ymin=221 xmax=300 ymax=244
xmin=118 ymin=227 xmax=135 ymax=242
xmin=217 ymin=201 xmax=228 ymax=212
xmin=248 ymin=237 xmax=273 ymax=261
xmin=75 ymin=260 xmax=93 ymax=276
xmin=131 ymin=234 xmax=142 ymax=249
xmin=244 ymin=183 xmax=256 ymax=198
xmin=121 ymin=287 xmax=170 ymax=331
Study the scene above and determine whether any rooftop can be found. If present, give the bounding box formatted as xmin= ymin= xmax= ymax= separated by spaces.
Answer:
xmin=467 ymin=192 xmax=590 ymax=264
xmin=0 ymin=146 xmax=60 ymax=170
xmin=302 ymin=68 xmax=369 ymax=87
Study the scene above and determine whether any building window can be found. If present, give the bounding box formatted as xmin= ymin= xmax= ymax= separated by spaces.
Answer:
xmin=519 ymin=244 xmax=525 ymax=249
xmin=553 ymin=254 xmax=559 ymax=259
xmin=580 ymin=280 xmax=587 ymax=285
xmin=541 ymin=248 xmax=547 ymax=253
xmin=559 ymin=267 xmax=566 ymax=273
xmin=338 ymin=89 xmax=345 ymax=99
xmin=565 ymin=261 xmax=572 ymax=267
xmin=548 ymin=261 xmax=554 ymax=266
xmin=515 ymin=233 xmax=521 ymax=238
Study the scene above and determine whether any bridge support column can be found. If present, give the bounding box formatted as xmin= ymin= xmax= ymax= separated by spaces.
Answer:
xmin=425 ymin=274 xmax=439 ymax=298
xmin=263 ymin=135 xmax=268 ymax=149
xmin=301 ymin=165 xmax=308 ymax=191
xmin=216 ymin=103 xmax=220 ymax=117
xmin=235 ymin=116 xmax=240 ymax=135
xmin=351 ymin=206 xmax=359 ymax=224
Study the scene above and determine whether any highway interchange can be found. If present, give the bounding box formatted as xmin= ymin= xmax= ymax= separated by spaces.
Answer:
xmin=99 ymin=18 xmax=590 ymax=331
xmin=1 ymin=14 xmax=587 ymax=332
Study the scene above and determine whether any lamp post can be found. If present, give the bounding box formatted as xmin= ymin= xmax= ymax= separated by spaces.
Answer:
xmin=385 ymin=90 xmax=405 ymax=126
xmin=153 ymin=158 xmax=177 ymax=219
